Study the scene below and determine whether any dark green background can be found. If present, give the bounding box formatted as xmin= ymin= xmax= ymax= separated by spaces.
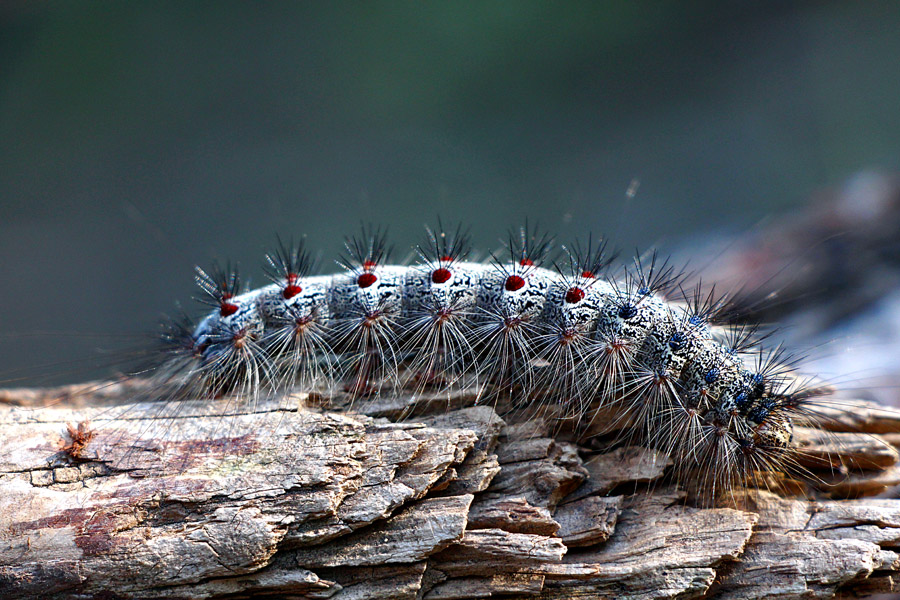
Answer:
xmin=1 ymin=2 xmax=899 ymax=381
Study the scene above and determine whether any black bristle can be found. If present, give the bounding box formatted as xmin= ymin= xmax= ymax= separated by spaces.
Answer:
xmin=507 ymin=220 xmax=555 ymax=269
xmin=629 ymin=249 xmax=684 ymax=297
xmin=194 ymin=261 xmax=242 ymax=308
xmin=556 ymin=234 xmax=618 ymax=285
xmin=416 ymin=219 xmax=471 ymax=266
xmin=264 ymin=235 xmax=314 ymax=282
xmin=338 ymin=224 xmax=393 ymax=272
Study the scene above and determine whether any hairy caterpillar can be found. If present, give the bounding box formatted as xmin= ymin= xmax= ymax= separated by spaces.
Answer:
xmin=130 ymin=222 xmax=829 ymax=502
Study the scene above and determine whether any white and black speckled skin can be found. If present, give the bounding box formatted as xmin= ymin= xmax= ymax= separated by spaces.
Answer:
xmin=188 ymin=256 xmax=804 ymax=489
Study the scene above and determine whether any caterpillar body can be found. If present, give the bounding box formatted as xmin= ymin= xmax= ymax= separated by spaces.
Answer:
xmin=155 ymin=225 xmax=825 ymax=501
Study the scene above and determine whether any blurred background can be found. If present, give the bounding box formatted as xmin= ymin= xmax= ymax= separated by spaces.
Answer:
xmin=1 ymin=1 xmax=900 ymax=384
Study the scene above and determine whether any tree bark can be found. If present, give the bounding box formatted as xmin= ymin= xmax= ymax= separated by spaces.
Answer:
xmin=2 ymin=383 xmax=900 ymax=600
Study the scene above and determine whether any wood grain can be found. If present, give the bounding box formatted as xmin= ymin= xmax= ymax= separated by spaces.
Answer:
xmin=2 ymin=383 xmax=900 ymax=599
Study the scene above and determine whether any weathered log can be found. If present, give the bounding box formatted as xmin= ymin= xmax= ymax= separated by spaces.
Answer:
xmin=2 ymin=384 xmax=900 ymax=600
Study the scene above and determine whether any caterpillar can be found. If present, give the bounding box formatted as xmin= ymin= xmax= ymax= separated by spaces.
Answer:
xmin=132 ymin=222 xmax=829 ymax=502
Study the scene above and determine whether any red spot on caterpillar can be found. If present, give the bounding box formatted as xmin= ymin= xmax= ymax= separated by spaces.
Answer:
xmin=362 ymin=260 xmax=377 ymax=270
xmin=282 ymin=284 xmax=303 ymax=299
xmin=440 ymin=255 xmax=453 ymax=262
xmin=581 ymin=271 xmax=596 ymax=279
xmin=220 ymin=302 xmax=239 ymax=317
xmin=565 ymin=286 xmax=585 ymax=303
xmin=505 ymin=275 xmax=526 ymax=291
xmin=358 ymin=272 xmax=378 ymax=288
xmin=519 ymin=258 xmax=534 ymax=267
xmin=431 ymin=268 xmax=452 ymax=284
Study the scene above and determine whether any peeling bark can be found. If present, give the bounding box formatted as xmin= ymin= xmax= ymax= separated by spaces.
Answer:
xmin=2 ymin=384 xmax=900 ymax=599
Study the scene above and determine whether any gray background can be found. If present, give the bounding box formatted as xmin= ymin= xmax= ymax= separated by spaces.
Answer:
xmin=1 ymin=1 xmax=899 ymax=383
